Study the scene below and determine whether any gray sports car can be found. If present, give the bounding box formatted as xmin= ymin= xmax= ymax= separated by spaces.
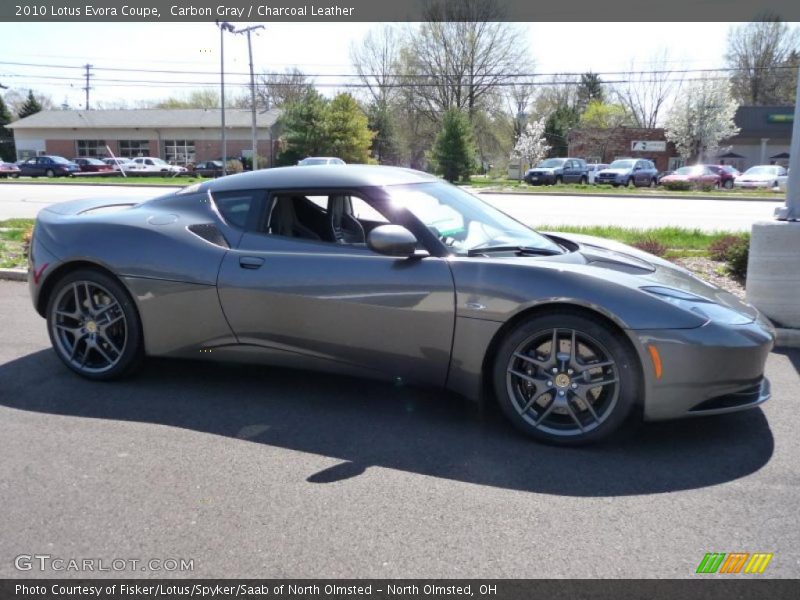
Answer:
xmin=28 ymin=166 xmax=774 ymax=445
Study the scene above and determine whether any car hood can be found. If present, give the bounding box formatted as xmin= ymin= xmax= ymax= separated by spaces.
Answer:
xmin=529 ymin=167 xmax=556 ymax=173
xmin=542 ymin=232 xmax=758 ymax=321
xmin=598 ymin=168 xmax=630 ymax=175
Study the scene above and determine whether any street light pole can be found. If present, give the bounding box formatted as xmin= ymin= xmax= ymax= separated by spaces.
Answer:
xmin=233 ymin=25 xmax=265 ymax=171
xmin=217 ymin=20 xmax=235 ymax=176
xmin=775 ymin=64 xmax=800 ymax=221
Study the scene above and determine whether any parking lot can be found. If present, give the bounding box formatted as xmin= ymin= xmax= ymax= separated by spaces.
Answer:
xmin=0 ymin=279 xmax=798 ymax=578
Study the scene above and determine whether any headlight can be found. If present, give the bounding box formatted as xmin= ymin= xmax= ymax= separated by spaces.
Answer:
xmin=641 ymin=286 xmax=752 ymax=325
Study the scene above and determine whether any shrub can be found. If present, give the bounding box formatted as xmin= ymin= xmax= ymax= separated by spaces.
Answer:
xmin=22 ymin=225 xmax=33 ymax=260
xmin=225 ymin=159 xmax=243 ymax=174
xmin=725 ymin=236 xmax=750 ymax=280
xmin=661 ymin=179 xmax=694 ymax=191
xmin=632 ymin=237 xmax=668 ymax=257
xmin=708 ymin=235 xmax=744 ymax=261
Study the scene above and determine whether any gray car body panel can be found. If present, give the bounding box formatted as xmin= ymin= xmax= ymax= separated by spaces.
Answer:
xmin=29 ymin=165 xmax=774 ymax=422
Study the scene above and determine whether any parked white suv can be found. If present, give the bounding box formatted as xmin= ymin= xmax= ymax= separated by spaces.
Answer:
xmin=127 ymin=157 xmax=187 ymax=175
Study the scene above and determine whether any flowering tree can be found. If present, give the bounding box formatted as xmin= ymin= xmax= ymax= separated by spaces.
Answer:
xmin=511 ymin=118 xmax=551 ymax=178
xmin=664 ymin=77 xmax=740 ymax=163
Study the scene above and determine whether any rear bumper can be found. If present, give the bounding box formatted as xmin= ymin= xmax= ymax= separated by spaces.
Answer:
xmin=633 ymin=317 xmax=774 ymax=421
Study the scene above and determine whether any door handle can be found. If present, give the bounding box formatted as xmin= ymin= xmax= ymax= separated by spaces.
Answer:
xmin=239 ymin=256 xmax=265 ymax=269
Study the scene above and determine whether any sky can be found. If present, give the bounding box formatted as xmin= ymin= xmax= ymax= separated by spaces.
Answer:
xmin=0 ymin=22 xmax=740 ymax=109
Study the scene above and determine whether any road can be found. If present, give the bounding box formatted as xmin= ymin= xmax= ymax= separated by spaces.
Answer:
xmin=0 ymin=183 xmax=784 ymax=231
xmin=0 ymin=279 xmax=798 ymax=578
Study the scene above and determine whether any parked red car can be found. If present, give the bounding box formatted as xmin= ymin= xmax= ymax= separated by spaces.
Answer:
xmin=706 ymin=165 xmax=739 ymax=189
xmin=72 ymin=158 xmax=114 ymax=173
xmin=0 ymin=161 xmax=21 ymax=178
xmin=659 ymin=165 xmax=722 ymax=188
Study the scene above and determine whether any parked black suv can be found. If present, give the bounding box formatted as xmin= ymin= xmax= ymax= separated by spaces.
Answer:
xmin=524 ymin=158 xmax=588 ymax=185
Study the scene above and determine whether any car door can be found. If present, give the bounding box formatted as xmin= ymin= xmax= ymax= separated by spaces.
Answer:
xmin=562 ymin=160 xmax=575 ymax=183
xmin=634 ymin=161 xmax=647 ymax=185
xmin=216 ymin=190 xmax=456 ymax=387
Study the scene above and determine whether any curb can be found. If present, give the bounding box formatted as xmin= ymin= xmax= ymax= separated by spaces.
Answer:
xmin=468 ymin=188 xmax=782 ymax=203
xmin=0 ymin=268 xmax=26 ymax=281
xmin=775 ymin=328 xmax=800 ymax=349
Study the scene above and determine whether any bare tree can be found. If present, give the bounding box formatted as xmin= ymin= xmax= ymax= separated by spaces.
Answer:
xmin=614 ymin=49 xmax=683 ymax=128
xmin=256 ymin=68 xmax=313 ymax=110
xmin=350 ymin=25 xmax=402 ymax=107
xmin=506 ymin=81 xmax=536 ymax=142
xmin=726 ymin=17 xmax=800 ymax=105
xmin=403 ymin=0 xmax=529 ymax=121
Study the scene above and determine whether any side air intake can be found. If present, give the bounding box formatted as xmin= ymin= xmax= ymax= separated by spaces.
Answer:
xmin=187 ymin=224 xmax=230 ymax=249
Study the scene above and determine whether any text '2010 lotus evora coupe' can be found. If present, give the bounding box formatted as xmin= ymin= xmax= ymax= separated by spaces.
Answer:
xmin=28 ymin=166 xmax=774 ymax=445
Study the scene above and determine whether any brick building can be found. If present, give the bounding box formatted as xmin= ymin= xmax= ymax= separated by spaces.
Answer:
xmin=568 ymin=127 xmax=678 ymax=172
xmin=568 ymin=106 xmax=794 ymax=172
xmin=7 ymin=108 xmax=281 ymax=166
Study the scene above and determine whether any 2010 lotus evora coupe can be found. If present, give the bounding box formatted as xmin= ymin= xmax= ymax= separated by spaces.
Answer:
xmin=28 ymin=166 xmax=774 ymax=445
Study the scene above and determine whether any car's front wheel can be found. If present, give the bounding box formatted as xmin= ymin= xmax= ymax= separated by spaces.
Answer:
xmin=45 ymin=169 xmax=55 ymax=178
xmin=46 ymin=269 xmax=144 ymax=380
xmin=723 ymin=179 xmax=733 ymax=189
xmin=493 ymin=312 xmax=639 ymax=445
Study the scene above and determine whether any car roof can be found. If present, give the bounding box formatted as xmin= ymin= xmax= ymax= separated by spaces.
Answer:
xmin=204 ymin=165 xmax=439 ymax=193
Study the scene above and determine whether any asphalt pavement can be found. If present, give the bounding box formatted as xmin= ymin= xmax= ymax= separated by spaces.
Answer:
xmin=0 ymin=183 xmax=784 ymax=231
xmin=0 ymin=279 xmax=798 ymax=578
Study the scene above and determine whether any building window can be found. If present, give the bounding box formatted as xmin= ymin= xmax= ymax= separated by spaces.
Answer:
xmin=668 ymin=157 xmax=686 ymax=171
xmin=164 ymin=140 xmax=196 ymax=165
xmin=119 ymin=140 xmax=150 ymax=158
xmin=76 ymin=140 xmax=106 ymax=157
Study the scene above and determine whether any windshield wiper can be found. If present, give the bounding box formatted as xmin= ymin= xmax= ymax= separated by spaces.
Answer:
xmin=467 ymin=245 xmax=563 ymax=257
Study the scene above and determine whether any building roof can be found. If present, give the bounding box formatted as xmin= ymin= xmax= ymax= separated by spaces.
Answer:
xmin=732 ymin=105 xmax=794 ymax=139
xmin=7 ymin=108 xmax=281 ymax=130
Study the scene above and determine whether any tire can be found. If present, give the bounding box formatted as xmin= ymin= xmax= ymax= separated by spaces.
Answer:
xmin=492 ymin=312 xmax=639 ymax=446
xmin=723 ymin=179 xmax=733 ymax=189
xmin=555 ymin=176 xmax=563 ymax=185
xmin=626 ymin=177 xmax=634 ymax=188
xmin=45 ymin=169 xmax=55 ymax=178
xmin=580 ymin=176 xmax=587 ymax=185
xmin=46 ymin=269 xmax=144 ymax=380
xmin=649 ymin=178 xmax=656 ymax=188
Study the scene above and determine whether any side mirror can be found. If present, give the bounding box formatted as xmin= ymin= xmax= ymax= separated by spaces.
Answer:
xmin=367 ymin=224 xmax=419 ymax=257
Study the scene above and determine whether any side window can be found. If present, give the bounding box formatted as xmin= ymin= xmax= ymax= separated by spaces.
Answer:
xmin=212 ymin=190 xmax=259 ymax=229
xmin=351 ymin=197 xmax=389 ymax=223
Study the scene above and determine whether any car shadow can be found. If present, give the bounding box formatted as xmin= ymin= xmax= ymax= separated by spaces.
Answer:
xmin=0 ymin=350 xmax=774 ymax=497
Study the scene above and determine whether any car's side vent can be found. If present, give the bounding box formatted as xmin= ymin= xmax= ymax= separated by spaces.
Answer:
xmin=187 ymin=223 xmax=230 ymax=249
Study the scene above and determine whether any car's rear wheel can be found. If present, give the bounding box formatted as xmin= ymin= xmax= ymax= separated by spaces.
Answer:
xmin=493 ymin=313 xmax=639 ymax=445
xmin=46 ymin=269 xmax=143 ymax=380
xmin=45 ymin=169 xmax=55 ymax=178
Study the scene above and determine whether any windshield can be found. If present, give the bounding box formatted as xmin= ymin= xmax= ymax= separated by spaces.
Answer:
xmin=150 ymin=158 xmax=168 ymax=165
xmin=674 ymin=166 xmax=704 ymax=175
xmin=609 ymin=160 xmax=635 ymax=169
xmin=384 ymin=182 xmax=562 ymax=256
xmin=744 ymin=166 xmax=779 ymax=175
xmin=536 ymin=158 xmax=566 ymax=168
xmin=300 ymin=158 xmax=329 ymax=165
xmin=51 ymin=156 xmax=71 ymax=164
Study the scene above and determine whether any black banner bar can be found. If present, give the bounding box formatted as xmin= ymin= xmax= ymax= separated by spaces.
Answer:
xmin=1 ymin=580 xmax=799 ymax=600
xmin=1 ymin=0 xmax=800 ymax=22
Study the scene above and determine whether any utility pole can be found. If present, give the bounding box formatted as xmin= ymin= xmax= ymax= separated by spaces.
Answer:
xmin=216 ymin=21 xmax=235 ymax=176
xmin=233 ymin=25 xmax=265 ymax=171
xmin=775 ymin=64 xmax=800 ymax=221
xmin=83 ymin=64 xmax=92 ymax=110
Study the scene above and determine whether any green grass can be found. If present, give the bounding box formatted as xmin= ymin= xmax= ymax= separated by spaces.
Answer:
xmin=465 ymin=177 xmax=780 ymax=199
xmin=541 ymin=225 xmax=746 ymax=258
xmin=0 ymin=218 xmax=34 ymax=269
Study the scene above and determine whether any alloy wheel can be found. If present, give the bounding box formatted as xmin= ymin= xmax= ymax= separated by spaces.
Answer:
xmin=50 ymin=280 xmax=128 ymax=374
xmin=505 ymin=327 xmax=619 ymax=438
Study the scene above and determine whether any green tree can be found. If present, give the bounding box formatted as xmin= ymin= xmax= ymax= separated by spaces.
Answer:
xmin=0 ymin=95 xmax=15 ymax=161
xmin=325 ymin=93 xmax=374 ymax=164
xmin=276 ymin=88 xmax=329 ymax=165
xmin=577 ymin=72 xmax=604 ymax=112
xmin=430 ymin=108 xmax=476 ymax=182
xmin=367 ymin=102 xmax=400 ymax=165
xmin=17 ymin=90 xmax=43 ymax=119
xmin=544 ymin=104 xmax=580 ymax=157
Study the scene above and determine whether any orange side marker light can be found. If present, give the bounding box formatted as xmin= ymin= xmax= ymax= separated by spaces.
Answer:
xmin=647 ymin=344 xmax=663 ymax=379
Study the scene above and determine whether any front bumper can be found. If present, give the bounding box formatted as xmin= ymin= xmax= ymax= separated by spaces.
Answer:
xmin=633 ymin=316 xmax=774 ymax=421
xmin=734 ymin=180 xmax=772 ymax=189
xmin=525 ymin=172 xmax=557 ymax=184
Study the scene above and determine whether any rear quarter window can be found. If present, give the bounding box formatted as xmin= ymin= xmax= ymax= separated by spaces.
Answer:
xmin=212 ymin=190 xmax=261 ymax=229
